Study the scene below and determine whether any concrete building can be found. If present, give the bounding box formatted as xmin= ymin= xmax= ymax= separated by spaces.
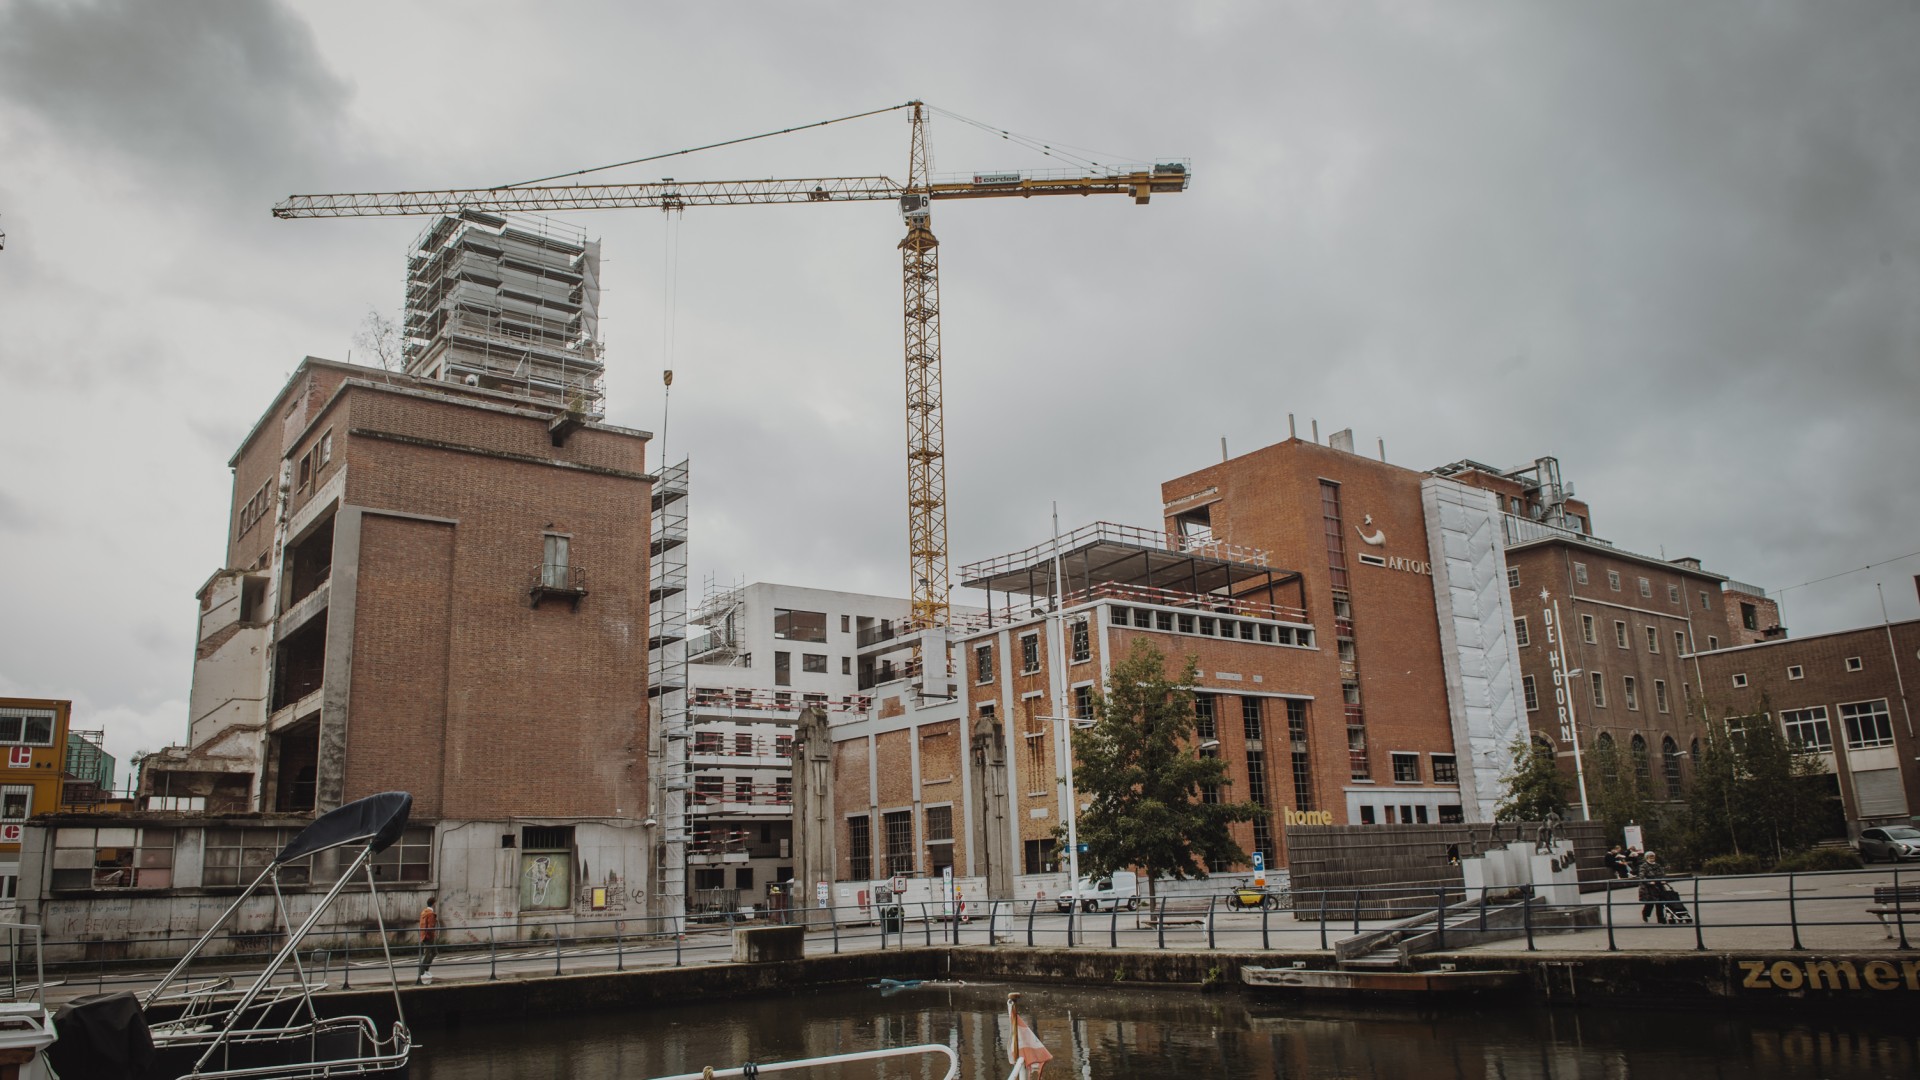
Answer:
xmin=404 ymin=212 xmax=606 ymax=417
xmin=1693 ymin=617 xmax=1920 ymax=834
xmin=77 ymin=356 xmax=660 ymax=940
xmin=1 ymin=698 xmax=71 ymax=902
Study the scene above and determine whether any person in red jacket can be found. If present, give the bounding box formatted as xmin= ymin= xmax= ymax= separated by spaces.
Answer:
xmin=417 ymin=897 xmax=438 ymax=983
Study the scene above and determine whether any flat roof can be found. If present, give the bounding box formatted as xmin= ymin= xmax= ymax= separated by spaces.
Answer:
xmin=960 ymin=521 xmax=1295 ymax=598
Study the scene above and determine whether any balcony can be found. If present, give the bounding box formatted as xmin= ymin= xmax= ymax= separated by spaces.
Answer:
xmin=530 ymin=563 xmax=587 ymax=610
xmin=688 ymin=687 xmax=872 ymax=716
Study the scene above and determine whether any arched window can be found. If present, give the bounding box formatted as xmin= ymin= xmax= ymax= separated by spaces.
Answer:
xmin=1596 ymin=732 xmax=1618 ymax=785
xmin=1662 ymin=736 xmax=1682 ymax=799
xmin=1532 ymin=733 xmax=1556 ymax=756
xmin=1631 ymin=733 xmax=1651 ymax=787
xmin=1690 ymin=737 xmax=1700 ymax=762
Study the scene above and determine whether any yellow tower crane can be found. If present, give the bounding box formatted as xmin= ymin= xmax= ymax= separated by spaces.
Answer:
xmin=274 ymin=101 xmax=1190 ymax=630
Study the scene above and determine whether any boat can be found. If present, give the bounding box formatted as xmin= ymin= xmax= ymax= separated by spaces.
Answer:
xmin=43 ymin=791 xmax=418 ymax=1079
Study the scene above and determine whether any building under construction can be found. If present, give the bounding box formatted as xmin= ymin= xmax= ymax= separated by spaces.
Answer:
xmin=404 ymin=211 xmax=606 ymax=416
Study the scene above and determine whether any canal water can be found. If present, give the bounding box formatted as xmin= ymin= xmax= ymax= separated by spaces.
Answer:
xmin=413 ymin=980 xmax=1918 ymax=1079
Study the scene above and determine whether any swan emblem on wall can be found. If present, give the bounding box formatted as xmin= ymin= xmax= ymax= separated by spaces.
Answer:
xmin=1355 ymin=514 xmax=1386 ymax=547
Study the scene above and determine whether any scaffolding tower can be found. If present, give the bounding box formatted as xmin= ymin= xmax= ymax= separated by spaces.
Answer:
xmin=648 ymin=459 xmax=691 ymax=929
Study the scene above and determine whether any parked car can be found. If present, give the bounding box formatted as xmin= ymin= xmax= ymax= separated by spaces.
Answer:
xmin=1055 ymin=871 xmax=1139 ymax=913
xmin=1856 ymin=826 xmax=1920 ymax=862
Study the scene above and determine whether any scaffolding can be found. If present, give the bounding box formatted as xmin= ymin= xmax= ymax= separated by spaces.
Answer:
xmin=648 ymin=459 xmax=691 ymax=929
xmin=403 ymin=210 xmax=606 ymax=414
xmin=689 ymin=574 xmax=749 ymax=666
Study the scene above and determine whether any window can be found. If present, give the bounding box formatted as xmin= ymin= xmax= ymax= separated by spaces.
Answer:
xmin=841 ymin=614 xmax=851 ymax=634
xmin=924 ymin=805 xmax=954 ymax=874
xmin=1631 ymin=734 xmax=1651 ymax=786
xmin=1590 ymin=672 xmax=1606 ymax=708
xmin=1623 ymin=676 xmax=1639 ymax=711
xmin=1321 ymin=481 xmax=1349 ymax=590
xmin=1662 ymin=737 xmax=1683 ymax=798
xmin=1741 ymin=603 xmax=1758 ymax=631
xmin=773 ymin=609 xmax=828 ymax=642
xmin=775 ymin=651 xmax=791 ymax=687
xmin=1613 ymin=620 xmax=1628 ymax=649
xmin=842 ymin=656 xmax=851 ymax=676
xmin=1431 ymin=754 xmax=1458 ymax=784
xmin=1023 ymin=838 xmax=1057 ymax=875
xmin=53 ymin=827 xmax=178 ymax=890
xmin=237 ymin=480 xmax=272 ymax=540
xmin=1846 ymin=656 xmax=1864 ymax=673
xmin=540 ymin=533 xmax=570 ymax=588
xmin=1241 ymin=696 xmax=1264 ymax=741
xmin=975 ymin=643 xmax=993 ymax=682
xmin=1073 ymin=684 xmax=1094 ymax=721
xmin=1 ymin=786 xmax=30 ymax=824
xmin=1513 ymin=617 xmax=1530 ymax=647
xmin=1654 ymin=679 xmax=1669 ymax=714
xmin=1638 ymin=577 xmax=1652 ymax=598
xmin=1675 ymin=630 xmax=1688 ymax=655
xmin=802 ymin=653 xmax=827 ymax=673
xmin=1020 ymin=634 xmax=1040 ymax=674
xmin=848 ymin=816 xmax=873 ymax=881
xmin=1581 ymin=615 xmax=1597 ymax=644
xmin=1787 ymin=665 xmax=1803 ymax=681
xmin=0 ymin=707 xmax=55 ymax=746
xmin=1700 ymin=590 xmax=1711 ymax=611
xmin=1523 ymin=674 xmax=1539 ymax=711
xmin=1668 ymin=584 xmax=1680 ymax=604
xmin=318 ymin=429 xmax=333 ymax=468
xmin=694 ymin=776 xmax=723 ymax=802
xmin=1708 ymin=635 xmax=1718 ymax=650
xmin=1646 ymin=626 xmax=1659 ymax=653
xmin=693 ymin=730 xmax=723 ymax=754
xmin=1607 ymin=570 xmax=1621 ymax=592
xmin=1391 ymin=753 xmax=1420 ymax=783
xmin=1574 ymin=562 xmax=1589 ymax=585
xmin=732 ymin=775 xmax=753 ymax=801
xmin=372 ymin=826 xmax=435 ymax=883
xmin=297 ymin=451 xmax=312 ymax=490
xmin=1840 ymin=700 xmax=1894 ymax=750
xmin=1071 ymin=619 xmax=1090 ymax=663
xmin=1193 ymin=693 xmax=1216 ymax=740
xmin=1360 ymin=806 xmax=1376 ymax=825
xmin=1347 ymin=723 xmax=1369 ymax=781
xmin=1781 ymin=707 xmax=1833 ymax=752
xmin=1507 ymin=567 xmax=1520 ymax=589
xmin=1731 ymin=673 xmax=1748 ymax=688
xmin=1288 ymin=699 xmax=1315 ymax=811
xmin=734 ymin=733 xmax=754 ymax=755
xmin=883 ymin=810 xmax=914 ymax=875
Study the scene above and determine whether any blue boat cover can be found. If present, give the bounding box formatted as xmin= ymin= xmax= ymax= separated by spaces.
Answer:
xmin=275 ymin=790 xmax=413 ymax=864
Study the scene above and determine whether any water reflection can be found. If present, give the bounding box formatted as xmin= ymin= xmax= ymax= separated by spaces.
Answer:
xmin=414 ymin=981 xmax=1918 ymax=1080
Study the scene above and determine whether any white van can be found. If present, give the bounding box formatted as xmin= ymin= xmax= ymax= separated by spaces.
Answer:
xmin=1055 ymin=870 xmax=1139 ymax=913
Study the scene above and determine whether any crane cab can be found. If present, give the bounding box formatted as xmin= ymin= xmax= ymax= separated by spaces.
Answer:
xmin=899 ymin=193 xmax=931 ymax=221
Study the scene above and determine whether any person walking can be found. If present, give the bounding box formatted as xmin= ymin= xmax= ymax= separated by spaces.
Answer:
xmin=1637 ymin=852 xmax=1668 ymax=923
xmin=416 ymin=896 xmax=438 ymax=983
xmin=1606 ymin=845 xmax=1631 ymax=879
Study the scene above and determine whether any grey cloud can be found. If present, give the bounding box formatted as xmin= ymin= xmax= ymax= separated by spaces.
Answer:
xmin=0 ymin=0 xmax=349 ymax=189
xmin=0 ymin=490 xmax=31 ymax=533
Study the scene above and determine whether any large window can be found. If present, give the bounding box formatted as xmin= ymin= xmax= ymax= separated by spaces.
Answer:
xmin=773 ymin=609 xmax=828 ymax=642
xmin=924 ymin=805 xmax=954 ymax=874
xmin=1581 ymin=615 xmax=1597 ymax=644
xmin=1841 ymin=700 xmax=1894 ymax=750
xmin=1431 ymin=754 xmax=1459 ymax=785
xmin=848 ymin=815 xmax=873 ymax=881
xmin=774 ymin=651 xmax=791 ymax=687
xmin=1781 ymin=707 xmax=1832 ymax=752
xmin=1287 ymin=699 xmax=1314 ymax=811
xmin=1513 ymin=617 xmax=1530 ymax=647
xmin=1590 ymin=672 xmax=1606 ymax=708
xmin=974 ymin=643 xmax=993 ymax=683
xmin=1654 ymin=679 xmax=1669 ymax=714
xmin=883 ymin=810 xmax=914 ymax=875
xmin=1070 ymin=619 xmax=1091 ymax=663
xmin=1241 ymin=697 xmax=1264 ymax=741
xmin=1194 ymin=693 xmax=1216 ymax=740
xmin=1073 ymin=684 xmax=1095 ymax=721
xmin=802 ymin=653 xmax=828 ymax=673
xmin=1391 ymin=753 xmax=1420 ymax=783
xmin=1613 ymin=621 xmax=1629 ymax=649
xmin=0 ymin=708 xmax=55 ymax=747
xmin=1020 ymin=634 xmax=1040 ymax=674
xmin=1321 ymin=481 xmax=1349 ymax=590
xmin=1662 ymin=737 xmax=1683 ymax=798
xmin=1523 ymin=674 xmax=1539 ymax=712
xmin=53 ymin=827 xmax=177 ymax=890
xmin=371 ymin=826 xmax=435 ymax=883
xmin=1623 ymin=676 xmax=1639 ymax=711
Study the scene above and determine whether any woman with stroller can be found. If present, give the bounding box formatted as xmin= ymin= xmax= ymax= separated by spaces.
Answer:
xmin=1637 ymin=851 xmax=1689 ymax=923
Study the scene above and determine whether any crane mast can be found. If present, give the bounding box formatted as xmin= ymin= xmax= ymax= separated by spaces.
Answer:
xmin=899 ymin=104 xmax=948 ymax=630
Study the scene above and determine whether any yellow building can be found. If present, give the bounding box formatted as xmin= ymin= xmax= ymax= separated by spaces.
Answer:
xmin=0 ymin=697 xmax=71 ymax=900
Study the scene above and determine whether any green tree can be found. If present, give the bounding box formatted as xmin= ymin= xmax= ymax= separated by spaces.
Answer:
xmin=1493 ymin=737 xmax=1569 ymax=823
xmin=1679 ymin=697 xmax=1830 ymax=864
xmin=1072 ymin=640 xmax=1257 ymax=902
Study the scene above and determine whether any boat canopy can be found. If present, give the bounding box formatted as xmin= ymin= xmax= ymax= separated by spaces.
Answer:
xmin=274 ymin=790 xmax=413 ymax=864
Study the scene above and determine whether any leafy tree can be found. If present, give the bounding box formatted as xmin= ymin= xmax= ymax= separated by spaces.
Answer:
xmin=1678 ymin=697 xmax=1831 ymax=864
xmin=1072 ymin=640 xmax=1257 ymax=902
xmin=1493 ymin=737 xmax=1569 ymax=823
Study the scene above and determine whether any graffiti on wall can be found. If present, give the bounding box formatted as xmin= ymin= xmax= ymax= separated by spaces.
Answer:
xmin=519 ymin=852 xmax=571 ymax=911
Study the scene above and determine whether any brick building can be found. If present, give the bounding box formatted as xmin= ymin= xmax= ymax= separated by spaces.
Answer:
xmin=1693 ymin=618 xmax=1920 ymax=834
xmin=87 ymin=356 xmax=661 ymax=930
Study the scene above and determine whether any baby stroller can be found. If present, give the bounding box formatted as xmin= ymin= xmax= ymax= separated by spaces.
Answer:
xmin=1641 ymin=879 xmax=1692 ymax=924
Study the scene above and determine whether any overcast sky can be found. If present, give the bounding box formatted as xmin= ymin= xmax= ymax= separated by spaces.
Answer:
xmin=3 ymin=1 xmax=1917 ymax=774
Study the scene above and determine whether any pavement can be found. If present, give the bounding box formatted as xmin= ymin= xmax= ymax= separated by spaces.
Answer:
xmin=15 ymin=868 xmax=1914 ymax=1009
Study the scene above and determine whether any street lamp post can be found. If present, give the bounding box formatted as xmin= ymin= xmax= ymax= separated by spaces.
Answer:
xmin=1037 ymin=714 xmax=1091 ymax=894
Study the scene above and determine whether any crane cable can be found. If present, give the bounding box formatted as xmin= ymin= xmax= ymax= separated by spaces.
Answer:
xmin=924 ymin=105 xmax=1137 ymax=173
xmin=498 ymin=101 xmax=919 ymax=189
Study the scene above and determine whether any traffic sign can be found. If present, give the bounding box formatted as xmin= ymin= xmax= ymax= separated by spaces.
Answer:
xmin=1252 ymin=850 xmax=1266 ymax=888
xmin=890 ymin=874 xmax=907 ymax=894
